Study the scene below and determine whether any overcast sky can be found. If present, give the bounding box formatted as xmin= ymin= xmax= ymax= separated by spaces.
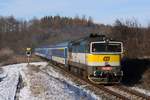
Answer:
xmin=0 ymin=0 xmax=150 ymax=26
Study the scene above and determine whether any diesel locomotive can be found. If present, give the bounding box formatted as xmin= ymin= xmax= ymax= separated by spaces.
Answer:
xmin=35 ymin=34 xmax=124 ymax=84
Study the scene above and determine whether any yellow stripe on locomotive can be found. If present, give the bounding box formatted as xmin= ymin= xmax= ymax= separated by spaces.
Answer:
xmin=87 ymin=54 xmax=120 ymax=63
xmin=86 ymin=54 xmax=121 ymax=66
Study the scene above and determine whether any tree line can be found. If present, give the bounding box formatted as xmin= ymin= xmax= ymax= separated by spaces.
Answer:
xmin=0 ymin=15 xmax=150 ymax=58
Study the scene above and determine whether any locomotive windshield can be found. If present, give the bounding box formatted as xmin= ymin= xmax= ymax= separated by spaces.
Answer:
xmin=91 ymin=42 xmax=122 ymax=53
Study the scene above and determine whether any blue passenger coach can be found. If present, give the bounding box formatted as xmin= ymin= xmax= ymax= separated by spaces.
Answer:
xmin=35 ymin=42 xmax=69 ymax=66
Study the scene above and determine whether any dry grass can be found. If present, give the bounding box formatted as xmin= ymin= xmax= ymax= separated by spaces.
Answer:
xmin=27 ymin=64 xmax=41 ymax=73
xmin=30 ymin=82 xmax=45 ymax=96
xmin=0 ymin=48 xmax=14 ymax=63
xmin=0 ymin=53 xmax=43 ymax=66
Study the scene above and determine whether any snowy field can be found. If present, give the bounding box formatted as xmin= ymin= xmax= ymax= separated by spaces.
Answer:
xmin=0 ymin=62 xmax=150 ymax=100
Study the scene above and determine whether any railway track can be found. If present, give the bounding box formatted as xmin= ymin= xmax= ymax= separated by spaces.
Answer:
xmin=44 ymin=63 xmax=150 ymax=100
xmin=106 ymin=85 xmax=150 ymax=100
xmin=94 ymin=85 xmax=130 ymax=100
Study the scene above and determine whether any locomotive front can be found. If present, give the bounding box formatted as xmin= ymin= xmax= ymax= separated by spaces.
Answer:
xmin=87 ymin=38 xmax=123 ymax=84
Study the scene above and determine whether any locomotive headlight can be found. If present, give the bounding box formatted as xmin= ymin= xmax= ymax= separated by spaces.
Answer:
xmin=105 ymin=38 xmax=109 ymax=43
xmin=114 ymin=72 xmax=117 ymax=76
xmin=94 ymin=71 xmax=96 ymax=76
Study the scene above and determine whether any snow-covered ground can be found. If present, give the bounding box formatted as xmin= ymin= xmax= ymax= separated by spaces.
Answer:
xmin=0 ymin=62 xmax=150 ymax=100
xmin=0 ymin=62 xmax=99 ymax=100
xmin=0 ymin=64 xmax=19 ymax=100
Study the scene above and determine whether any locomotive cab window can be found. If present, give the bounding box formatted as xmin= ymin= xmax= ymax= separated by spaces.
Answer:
xmin=91 ymin=42 xmax=122 ymax=53
xmin=107 ymin=43 xmax=122 ymax=52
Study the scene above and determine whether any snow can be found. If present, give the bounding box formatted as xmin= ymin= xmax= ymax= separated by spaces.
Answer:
xmin=42 ymin=65 xmax=100 ymax=100
xmin=19 ymin=62 xmax=98 ymax=100
xmin=0 ymin=62 xmax=48 ymax=100
xmin=0 ymin=64 xmax=20 ymax=100
xmin=1 ymin=62 xmax=149 ymax=100
xmin=0 ymin=62 xmax=99 ymax=100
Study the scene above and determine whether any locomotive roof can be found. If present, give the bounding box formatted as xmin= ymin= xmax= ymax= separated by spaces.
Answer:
xmin=55 ymin=42 xmax=69 ymax=47
xmin=70 ymin=34 xmax=109 ymax=43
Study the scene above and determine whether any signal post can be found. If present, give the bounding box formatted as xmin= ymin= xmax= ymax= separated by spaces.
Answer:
xmin=26 ymin=48 xmax=31 ymax=65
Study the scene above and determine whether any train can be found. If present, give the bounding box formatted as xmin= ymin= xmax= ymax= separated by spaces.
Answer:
xmin=35 ymin=34 xmax=124 ymax=84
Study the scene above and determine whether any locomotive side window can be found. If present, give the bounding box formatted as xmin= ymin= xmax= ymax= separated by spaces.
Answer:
xmin=72 ymin=44 xmax=78 ymax=53
xmin=71 ymin=42 xmax=86 ymax=53
xmin=79 ymin=41 xmax=86 ymax=53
